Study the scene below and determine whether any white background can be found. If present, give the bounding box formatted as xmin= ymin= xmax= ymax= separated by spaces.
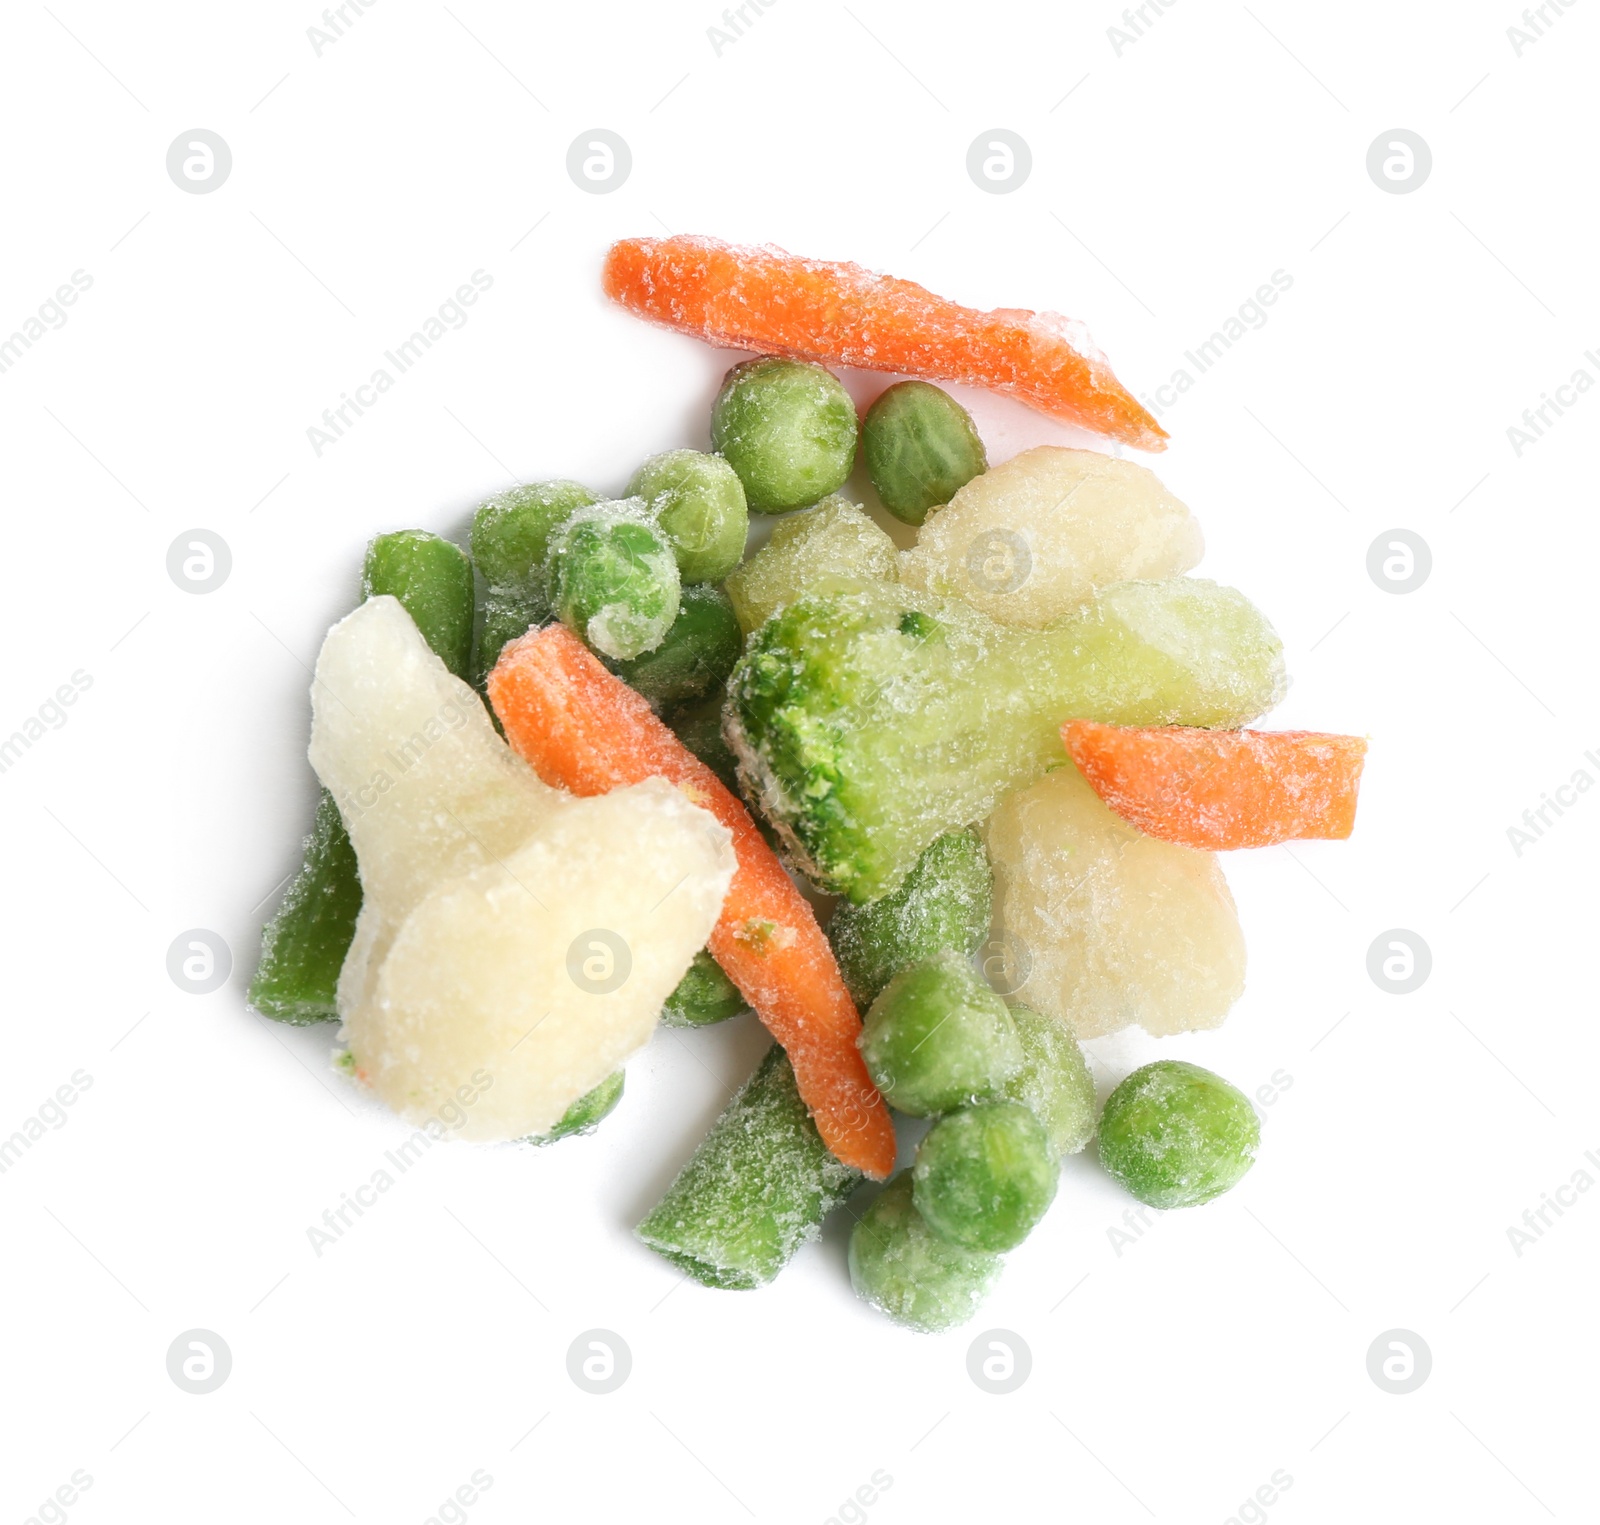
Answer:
xmin=1 ymin=2 xmax=1595 ymax=1522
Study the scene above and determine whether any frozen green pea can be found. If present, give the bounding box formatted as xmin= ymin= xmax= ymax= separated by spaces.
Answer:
xmin=470 ymin=479 xmax=597 ymax=591
xmin=829 ymin=831 xmax=992 ymax=1010
xmin=549 ymin=499 xmax=681 ymax=661
xmin=1098 ymin=1060 xmax=1259 ymax=1209
xmin=848 ymin=1173 xmax=1002 ymax=1332
xmin=711 ymin=357 xmax=858 ymax=514
xmin=626 ymin=450 xmax=750 ymax=584
xmin=252 ymin=531 xmax=476 ymax=1025
xmin=248 ymin=791 xmax=362 ymax=1025
xmin=668 ymin=695 xmax=741 ymax=796
xmin=636 ymin=1045 xmax=861 ymax=1289
xmin=913 ymin=1103 xmax=1057 ymax=1253
xmin=1002 ymin=1006 xmax=1097 ymax=1156
xmin=608 ymin=583 xmax=742 ymax=709
xmin=858 ymin=950 xmax=1022 ymax=1117
xmin=861 ymin=381 xmax=986 ymax=526
xmin=661 ymin=949 xmax=747 ymax=1028
xmin=362 ymin=530 xmax=474 ymax=680
xmin=525 ymin=1070 xmax=625 ymax=1145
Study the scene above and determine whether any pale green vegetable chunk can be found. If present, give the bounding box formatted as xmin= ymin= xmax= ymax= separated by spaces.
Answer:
xmin=725 ymin=494 xmax=897 ymax=636
xmin=1002 ymin=1006 xmax=1096 ymax=1155
xmin=626 ymin=449 xmax=749 ymax=584
xmin=901 ymin=446 xmax=1203 ymax=628
xmin=984 ymin=763 xmax=1245 ymax=1038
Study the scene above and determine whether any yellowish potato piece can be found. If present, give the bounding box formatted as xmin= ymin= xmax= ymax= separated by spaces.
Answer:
xmin=363 ymin=778 xmax=733 ymax=1141
xmin=983 ymin=763 xmax=1245 ymax=1039
xmin=900 ymin=446 xmax=1203 ymax=628
xmin=725 ymin=494 xmax=897 ymax=635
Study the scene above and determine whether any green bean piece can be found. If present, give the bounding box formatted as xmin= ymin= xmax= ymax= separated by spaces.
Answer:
xmin=912 ymin=1103 xmax=1058 ymax=1252
xmin=848 ymin=1173 xmax=1002 ymax=1332
xmin=661 ymin=949 xmax=748 ymax=1029
xmin=1098 ymin=1060 xmax=1259 ymax=1209
xmin=524 ymin=1070 xmax=625 ymax=1145
xmin=828 ymin=831 xmax=992 ymax=1010
xmin=862 ymin=380 xmax=986 ymax=526
xmin=247 ymin=790 xmax=363 ymax=1024
xmin=626 ymin=449 xmax=749 ymax=584
xmin=636 ymin=1045 xmax=861 ymax=1289
xmin=549 ymin=499 xmax=681 ymax=661
xmin=361 ymin=530 xmax=474 ymax=679
xmin=608 ymin=583 xmax=742 ymax=709
xmin=1002 ymin=1006 xmax=1097 ymax=1155
xmin=711 ymin=356 xmax=858 ymax=514
xmin=858 ymin=950 xmax=1022 ymax=1117
xmin=476 ymin=588 xmax=545 ymax=686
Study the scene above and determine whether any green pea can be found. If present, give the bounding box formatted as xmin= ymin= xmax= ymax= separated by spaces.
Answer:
xmin=524 ymin=1070 xmax=625 ymax=1145
xmin=549 ymin=499 xmax=681 ymax=661
xmin=1098 ymin=1060 xmax=1259 ymax=1209
xmin=1002 ymin=1006 xmax=1097 ymax=1156
xmin=608 ymin=583 xmax=742 ymax=709
xmin=861 ymin=380 xmax=986 ymax=526
xmin=626 ymin=450 xmax=750 ymax=584
xmin=661 ymin=949 xmax=747 ymax=1028
xmin=829 ymin=831 xmax=992 ymax=1010
xmin=912 ymin=1103 xmax=1057 ymax=1253
xmin=470 ymin=479 xmax=597 ymax=591
xmin=848 ymin=1173 xmax=1002 ymax=1332
xmin=667 ymin=695 xmax=741 ymax=796
xmin=858 ymin=950 xmax=1022 ymax=1117
xmin=710 ymin=356 xmax=858 ymax=514
xmin=361 ymin=530 xmax=474 ymax=679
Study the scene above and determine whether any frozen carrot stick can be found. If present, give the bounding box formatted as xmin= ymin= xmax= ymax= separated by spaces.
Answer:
xmin=488 ymin=623 xmax=897 ymax=1179
xmin=602 ymin=235 xmax=1168 ymax=452
xmin=1063 ymin=721 xmax=1368 ymax=850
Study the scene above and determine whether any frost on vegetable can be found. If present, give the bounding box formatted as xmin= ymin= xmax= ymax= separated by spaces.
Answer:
xmin=725 ymin=494 xmax=897 ymax=636
xmin=983 ymin=762 xmax=1246 ymax=1039
xmin=900 ymin=447 xmax=1202 ymax=628
xmin=626 ymin=449 xmax=749 ymax=585
xmin=309 ymin=597 xmax=734 ymax=1141
xmin=636 ymin=1045 xmax=861 ymax=1289
xmin=549 ymin=497 xmax=681 ymax=661
xmin=728 ymin=577 xmax=1284 ymax=903
xmin=912 ymin=1103 xmax=1057 ymax=1253
xmin=1002 ymin=1005 xmax=1096 ymax=1155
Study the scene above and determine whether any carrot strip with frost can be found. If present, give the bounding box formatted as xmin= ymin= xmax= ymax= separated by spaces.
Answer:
xmin=489 ymin=623 xmax=896 ymax=1179
xmin=1063 ymin=721 xmax=1368 ymax=850
xmin=603 ymin=234 xmax=1168 ymax=452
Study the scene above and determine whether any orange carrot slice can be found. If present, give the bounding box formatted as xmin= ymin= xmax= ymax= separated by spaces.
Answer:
xmin=488 ymin=623 xmax=896 ymax=1179
xmin=603 ymin=234 xmax=1168 ymax=453
xmin=1063 ymin=721 xmax=1369 ymax=850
